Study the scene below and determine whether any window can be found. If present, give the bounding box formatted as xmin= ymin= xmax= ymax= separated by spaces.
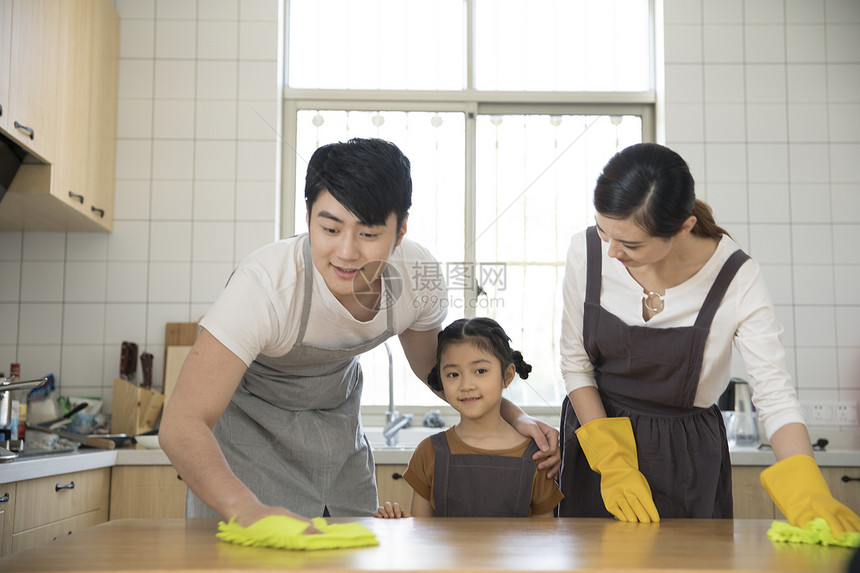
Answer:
xmin=282 ymin=0 xmax=654 ymax=410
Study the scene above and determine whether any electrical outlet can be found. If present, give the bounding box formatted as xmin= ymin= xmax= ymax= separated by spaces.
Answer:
xmin=809 ymin=402 xmax=836 ymax=425
xmin=836 ymin=401 xmax=859 ymax=426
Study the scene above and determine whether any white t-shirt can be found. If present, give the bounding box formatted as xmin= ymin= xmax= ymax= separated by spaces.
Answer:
xmin=201 ymin=234 xmax=448 ymax=366
xmin=560 ymin=229 xmax=805 ymax=439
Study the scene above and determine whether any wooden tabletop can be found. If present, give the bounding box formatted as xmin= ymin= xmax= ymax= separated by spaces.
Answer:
xmin=1 ymin=517 xmax=855 ymax=572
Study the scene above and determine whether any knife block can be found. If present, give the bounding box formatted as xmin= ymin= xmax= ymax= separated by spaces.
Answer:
xmin=112 ymin=378 xmax=164 ymax=435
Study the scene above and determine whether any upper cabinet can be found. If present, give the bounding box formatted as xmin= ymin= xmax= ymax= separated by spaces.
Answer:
xmin=0 ymin=0 xmax=60 ymax=162
xmin=0 ymin=0 xmax=119 ymax=232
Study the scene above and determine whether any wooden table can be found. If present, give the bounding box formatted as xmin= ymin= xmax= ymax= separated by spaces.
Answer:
xmin=1 ymin=518 xmax=855 ymax=572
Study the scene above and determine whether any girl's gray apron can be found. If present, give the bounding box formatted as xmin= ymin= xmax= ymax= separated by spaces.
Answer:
xmin=558 ymin=226 xmax=750 ymax=518
xmin=430 ymin=432 xmax=540 ymax=517
xmin=187 ymin=235 xmax=395 ymax=518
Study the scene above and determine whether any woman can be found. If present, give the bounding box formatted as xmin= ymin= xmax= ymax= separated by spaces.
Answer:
xmin=557 ymin=143 xmax=859 ymax=536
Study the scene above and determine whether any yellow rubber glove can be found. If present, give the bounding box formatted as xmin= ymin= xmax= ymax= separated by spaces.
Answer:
xmin=576 ymin=417 xmax=660 ymax=523
xmin=760 ymin=454 xmax=860 ymax=537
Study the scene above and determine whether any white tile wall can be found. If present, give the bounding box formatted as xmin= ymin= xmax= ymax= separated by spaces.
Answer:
xmin=664 ymin=0 xmax=860 ymax=447
xmin=0 ymin=0 xmax=279 ymax=405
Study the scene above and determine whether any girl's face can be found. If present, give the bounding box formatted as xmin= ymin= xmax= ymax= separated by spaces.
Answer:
xmin=594 ymin=213 xmax=674 ymax=269
xmin=439 ymin=341 xmax=515 ymax=421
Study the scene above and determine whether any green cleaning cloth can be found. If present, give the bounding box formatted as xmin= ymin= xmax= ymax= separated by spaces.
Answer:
xmin=767 ymin=518 xmax=860 ymax=548
xmin=217 ymin=515 xmax=378 ymax=551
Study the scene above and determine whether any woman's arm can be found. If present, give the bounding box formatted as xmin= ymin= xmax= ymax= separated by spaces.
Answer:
xmin=769 ymin=422 xmax=814 ymax=460
xmin=499 ymin=399 xmax=560 ymax=478
xmin=159 ymin=329 xmax=314 ymax=527
xmin=568 ymin=386 xmax=608 ymax=425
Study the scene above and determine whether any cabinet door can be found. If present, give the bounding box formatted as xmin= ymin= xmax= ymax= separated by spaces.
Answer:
xmin=0 ymin=0 xmax=11 ymax=134
xmin=822 ymin=467 xmax=860 ymax=513
xmin=52 ymin=0 xmax=92 ymax=218
xmin=109 ymin=466 xmax=187 ymax=520
xmin=375 ymin=464 xmax=414 ymax=510
xmin=11 ymin=507 xmax=107 ymax=554
xmin=85 ymin=0 xmax=119 ymax=229
xmin=731 ymin=466 xmax=776 ymax=519
xmin=0 ymin=482 xmax=15 ymax=558
xmin=6 ymin=0 xmax=60 ymax=161
xmin=13 ymin=468 xmax=110 ymax=533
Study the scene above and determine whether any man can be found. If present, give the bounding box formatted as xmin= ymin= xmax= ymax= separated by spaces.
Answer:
xmin=160 ymin=138 xmax=558 ymax=526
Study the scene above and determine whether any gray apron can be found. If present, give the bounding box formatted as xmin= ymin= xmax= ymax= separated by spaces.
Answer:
xmin=430 ymin=432 xmax=540 ymax=517
xmin=558 ymin=226 xmax=750 ymax=518
xmin=188 ymin=235 xmax=395 ymax=518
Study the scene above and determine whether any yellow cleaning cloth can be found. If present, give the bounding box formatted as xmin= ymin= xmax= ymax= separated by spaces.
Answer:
xmin=217 ymin=515 xmax=379 ymax=551
xmin=767 ymin=518 xmax=860 ymax=548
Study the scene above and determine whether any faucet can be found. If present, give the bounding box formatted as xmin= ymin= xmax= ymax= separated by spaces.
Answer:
xmin=381 ymin=342 xmax=412 ymax=446
xmin=1 ymin=376 xmax=51 ymax=461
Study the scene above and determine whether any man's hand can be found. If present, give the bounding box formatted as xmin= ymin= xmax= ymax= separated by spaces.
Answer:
xmin=233 ymin=503 xmax=322 ymax=533
xmin=510 ymin=413 xmax=561 ymax=479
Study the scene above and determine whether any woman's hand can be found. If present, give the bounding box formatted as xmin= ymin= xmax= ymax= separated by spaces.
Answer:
xmin=373 ymin=501 xmax=411 ymax=519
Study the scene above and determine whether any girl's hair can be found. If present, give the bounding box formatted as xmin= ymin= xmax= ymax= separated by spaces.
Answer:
xmin=427 ymin=318 xmax=532 ymax=391
xmin=593 ymin=142 xmax=729 ymax=240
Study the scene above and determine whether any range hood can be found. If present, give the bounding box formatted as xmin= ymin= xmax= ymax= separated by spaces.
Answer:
xmin=0 ymin=131 xmax=27 ymax=205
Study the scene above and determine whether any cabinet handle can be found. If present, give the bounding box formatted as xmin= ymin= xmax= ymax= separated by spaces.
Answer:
xmin=55 ymin=481 xmax=75 ymax=492
xmin=0 ymin=103 xmax=3 ymax=117
xmin=68 ymin=191 xmax=84 ymax=203
xmin=13 ymin=121 xmax=34 ymax=140
xmin=0 ymin=492 xmax=8 ymax=503
xmin=391 ymin=472 xmax=403 ymax=480
xmin=91 ymin=206 xmax=105 ymax=218
xmin=842 ymin=476 xmax=860 ymax=483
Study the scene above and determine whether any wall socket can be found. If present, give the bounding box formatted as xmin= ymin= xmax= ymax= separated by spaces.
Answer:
xmin=803 ymin=401 xmax=859 ymax=426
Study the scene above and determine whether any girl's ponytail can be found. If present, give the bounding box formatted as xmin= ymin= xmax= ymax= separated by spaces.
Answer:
xmin=511 ymin=350 xmax=532 ymax=380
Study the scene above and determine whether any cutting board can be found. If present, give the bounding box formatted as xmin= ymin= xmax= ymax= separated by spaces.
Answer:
xmin=162 ymin=322 xmax=199 ymax=381
xmin=163 ymin=346 xmax=192 ymax=406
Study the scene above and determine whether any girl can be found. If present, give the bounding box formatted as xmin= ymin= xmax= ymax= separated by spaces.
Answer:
xmin=375 ymin=318 xmax=564 ymax=518
xmin=558 ymin=143 xmax=859 ymax=537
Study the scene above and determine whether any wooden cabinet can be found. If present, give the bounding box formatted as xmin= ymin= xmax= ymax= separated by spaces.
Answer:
xmin=822 ymin=466 xmax=860 ymax=513
xmin=375 ymin=464 xmax=413 ymax=509
xmin=0 ymin=0 xmax=118 ymax=232
xmin=109 ymin=466 xmax=187 ymax=520
xmin=730 ymin=466 xmax=776 ymax=519
xmin=0 ymin=482 xmax=15 ymax=558
xmin=9 ymin=468 xmax=109 ymax=555
xmin=0 ymin=0 xmax=60 ymax=162
xmin=731 ymin=465 xmax=860 ymax=519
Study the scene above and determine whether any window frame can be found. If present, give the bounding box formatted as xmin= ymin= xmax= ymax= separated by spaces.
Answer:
xmin=280 ymin=0 xmax=658 ymax=414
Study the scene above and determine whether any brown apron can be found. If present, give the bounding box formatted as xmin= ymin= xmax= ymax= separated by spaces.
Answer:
xmin=557 ymin=226 xmax=750 ymax=518
xmin=431 ymin=431 xmax=540 ymax=517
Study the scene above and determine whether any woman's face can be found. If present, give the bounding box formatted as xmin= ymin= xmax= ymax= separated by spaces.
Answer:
xmin=594 ymin=214 xmax=674 ymax=269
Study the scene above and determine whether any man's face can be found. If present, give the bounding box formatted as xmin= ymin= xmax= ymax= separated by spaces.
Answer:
xmin=307 ymin=190 xmax=407 ymax=313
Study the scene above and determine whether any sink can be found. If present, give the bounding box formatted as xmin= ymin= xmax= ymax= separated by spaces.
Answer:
xmin=364 ymin=426 xmax=444 ymax=449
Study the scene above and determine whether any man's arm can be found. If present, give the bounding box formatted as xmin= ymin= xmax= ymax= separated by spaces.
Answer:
xmin=158 ymin=328 xmax=315 ymax=527
xmin=398 ymin=327 xmax=446 ymax=400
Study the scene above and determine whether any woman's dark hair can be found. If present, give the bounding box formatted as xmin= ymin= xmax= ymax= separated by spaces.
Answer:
xmin=427 ymin=318 xmax=532 ymax=391
xmin=305 ymin=138 xmax=412 ymax=231
xmin=593 ymin=143 xmax=728 ymax=239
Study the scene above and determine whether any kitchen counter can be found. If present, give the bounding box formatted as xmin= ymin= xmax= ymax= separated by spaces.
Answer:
xmin=0 ymin=517 xmax=855 ymax=572
xmin=2 ymin=444 xmax=860 ymax=483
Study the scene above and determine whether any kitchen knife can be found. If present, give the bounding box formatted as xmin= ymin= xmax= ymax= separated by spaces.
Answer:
xmin=128 ymin=343 xmax=138 ymax=383
xmin=120 ymin=341 xmax=130 ymax=380
xmin=140 ymin=353 xmax=153 ymax=390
